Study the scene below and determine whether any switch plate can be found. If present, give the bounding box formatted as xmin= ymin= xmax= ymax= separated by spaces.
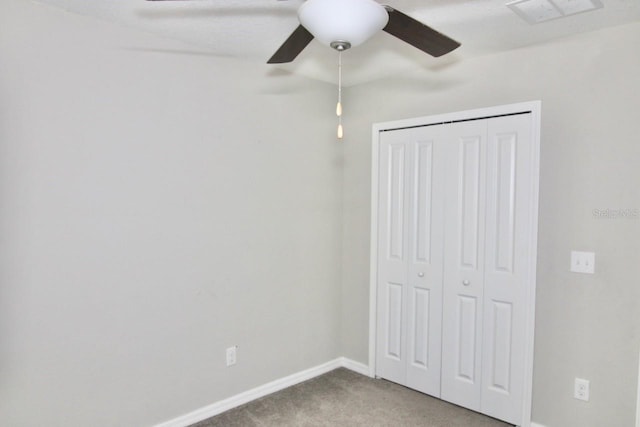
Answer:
xmin=574 ymin=378 xmax=590 ymax=401
xmin=226 ymin=346 xmax=237 ymax=367
xmin=570 ymin=251 xmax=595 ymax=274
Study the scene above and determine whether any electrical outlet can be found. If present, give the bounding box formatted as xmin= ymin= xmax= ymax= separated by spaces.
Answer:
xmin=574 ymin=378 xmax=590 ymax=401
xmin=226 ymin=346 xmax=237 ymax=367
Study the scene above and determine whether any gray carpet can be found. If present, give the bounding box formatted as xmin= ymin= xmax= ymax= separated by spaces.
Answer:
xmin=191 ymin=368 xmax=513 ymax=427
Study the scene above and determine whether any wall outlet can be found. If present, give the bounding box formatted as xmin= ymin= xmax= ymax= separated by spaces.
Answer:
xmin=574 ymin=378 xmax=590 ymax=401
xmin=226 ymin=346 xmax=237 ymax=367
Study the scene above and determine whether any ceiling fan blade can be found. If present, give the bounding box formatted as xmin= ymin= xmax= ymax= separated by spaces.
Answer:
xmin=267 ymin=25 xmax=314 ymax=64
xmin=382 ymin=6 xmax=460 ymax=57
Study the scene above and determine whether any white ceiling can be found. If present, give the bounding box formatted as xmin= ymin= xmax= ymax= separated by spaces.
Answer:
xmin=33 ymin=0 xmax=640 ymax=86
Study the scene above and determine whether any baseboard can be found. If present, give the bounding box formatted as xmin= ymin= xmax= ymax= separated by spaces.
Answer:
xmin=338 ymin=357 xmax=371 ymax=377
xmin=530 ymin=422 xmax=547 ymax=427
xmin=154 ymin=357 xmax=369 ymax=427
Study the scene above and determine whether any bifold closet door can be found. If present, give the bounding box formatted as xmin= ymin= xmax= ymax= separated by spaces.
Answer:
xmin=375 ymin=108 xmax=537 ymax=426
xmin=440 ymin=114 xmax=532 ymax=425
xmin=440 ymin=120 xmax=488 ymax=412
xmin=376 ymin=126 xmax=445 ymax=397
xmin=479 ymin=114 xmax=532 ymax=424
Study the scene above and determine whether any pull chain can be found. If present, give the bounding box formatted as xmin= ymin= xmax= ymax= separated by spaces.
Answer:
xmin=337 ymin=51 xmax=343 ymax=139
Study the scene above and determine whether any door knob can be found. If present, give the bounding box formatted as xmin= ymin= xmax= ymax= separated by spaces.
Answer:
xmin=462 ymin=280 xmax=470 ymax=286
xmin=418 ymin=272 xmax=424 ymax=277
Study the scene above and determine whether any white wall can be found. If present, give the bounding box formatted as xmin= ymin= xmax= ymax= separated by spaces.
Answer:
xmin=341 ymin=23 xmax=640 ymax=427
xmin=0 ymin=1 xmax=342 ymax=426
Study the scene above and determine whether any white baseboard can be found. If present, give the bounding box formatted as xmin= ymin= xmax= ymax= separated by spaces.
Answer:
xmin=338 ymin=357 xmax=371 ymax=377
xmin=154 ymin=357 xmax=369 ymax=427
xmin=530 ymin=423 xmax=547 ymax=427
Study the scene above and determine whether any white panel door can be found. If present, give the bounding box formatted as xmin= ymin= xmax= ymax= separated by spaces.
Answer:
xmin=441 ymin=120 xmax=488 ymax=411
xmin=480 ymin=114 xmax=532 ymax=424
xmin=405 ymin=127 xmax=446 ymax=397
xmin=376 ymin=133 xmax=409 ymax=384
xmin=376 ymin=126 xmax=445 ymax=396
xmin=374 ymin=105 xmax=539 ymax=427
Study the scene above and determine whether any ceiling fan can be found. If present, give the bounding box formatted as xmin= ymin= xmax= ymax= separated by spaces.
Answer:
xmin=146 ymin=0 xmax=460 ymax=139
xmin=146 ymin=0 xmax=461 ymax=63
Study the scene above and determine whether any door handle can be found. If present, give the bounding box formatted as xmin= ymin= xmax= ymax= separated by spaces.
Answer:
xmin=418 ymin=272 xmax=424 ymax=277
xmin=462 ymin=280 xmax=470 ymax=286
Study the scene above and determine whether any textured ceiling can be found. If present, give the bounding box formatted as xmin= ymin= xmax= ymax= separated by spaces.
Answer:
xmin=33 ymin=0 xmax=640 ymax=86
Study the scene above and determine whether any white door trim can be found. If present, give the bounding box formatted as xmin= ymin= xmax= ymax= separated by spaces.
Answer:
xmin=369 ymin=101 xmax=541 ymax=427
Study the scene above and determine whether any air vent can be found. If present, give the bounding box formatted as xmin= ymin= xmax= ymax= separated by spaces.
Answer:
xmin=507 ymin=0 xmax=603 ymax=24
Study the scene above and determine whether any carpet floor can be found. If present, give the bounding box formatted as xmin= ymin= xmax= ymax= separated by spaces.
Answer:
xmin=190 ymin=368 xmax=513 ymax=427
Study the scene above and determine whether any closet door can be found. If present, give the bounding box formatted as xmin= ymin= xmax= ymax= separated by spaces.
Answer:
xmin=375 ymin=130 xmax=409 ymax=385
xmin=440 ymin=120 xmax=488 ymax=411
xmin=480 ymin=114 xmax=532 ymax=424
xmin=376 ymin=126 xmax=445 ymax=396
xmin=374 ymin=104 xmax=539 ymax=427
xmin=405 ymin=127 xmax=446 ymax=396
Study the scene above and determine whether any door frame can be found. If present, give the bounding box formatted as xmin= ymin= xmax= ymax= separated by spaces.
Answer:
xmin=368 ymin=101 xmax=541 ymax=427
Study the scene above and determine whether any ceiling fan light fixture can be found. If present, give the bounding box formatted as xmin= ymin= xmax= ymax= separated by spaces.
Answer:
xmin=298 ymin=0 xmax=389 ymax=48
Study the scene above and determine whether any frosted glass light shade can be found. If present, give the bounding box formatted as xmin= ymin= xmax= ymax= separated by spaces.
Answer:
xmin=298 ymin=0 xmax=389 ymax=48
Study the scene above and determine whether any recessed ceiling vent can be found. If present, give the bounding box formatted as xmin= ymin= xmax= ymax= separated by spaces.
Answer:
xmin=507 ymin=0 xmax=603 ymax=24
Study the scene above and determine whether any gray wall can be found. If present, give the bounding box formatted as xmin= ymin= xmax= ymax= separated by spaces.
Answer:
xmin=2 ymin=1 xmax=639 ymax=426
xmin=0 ymin=1 xmax=342 ymax=426
xmin=341 ymin=23 xmax=640 ymax=427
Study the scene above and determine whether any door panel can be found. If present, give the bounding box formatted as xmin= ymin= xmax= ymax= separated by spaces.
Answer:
xmin=376 ymin=127 xmax=445 ymax=397
xmin=413 ymin=141 xmax=434 ymax=264
xmin=487 ymin=300 xmax=513 ymax=393
xmin=459 ymin=136 xmax=482 ymax=269
xmin=385 ymin=282 xmax=404 ymax=360
xmin=480 ymin=114 xmax=532 ymax=424
xmin=456 ymin=295 xmax=478 ymax=383
xmin=441 ymin=121 xmax=487 ymax=411
xmin=376 ymin=134 xmax=409 ymax=384
xmin=388 ymin=144 xmax=406 ymax=261
xmin=493 ymin=133 xmax=517 ymax=273
xmin=406 ymin=130 xmax=445 ymax=397
xmin=410 ymin=287 xmax=430 ymax=367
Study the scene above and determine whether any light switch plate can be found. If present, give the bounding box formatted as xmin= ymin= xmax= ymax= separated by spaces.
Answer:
xmin=570 ymin=251 xmax=595 ymax=274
